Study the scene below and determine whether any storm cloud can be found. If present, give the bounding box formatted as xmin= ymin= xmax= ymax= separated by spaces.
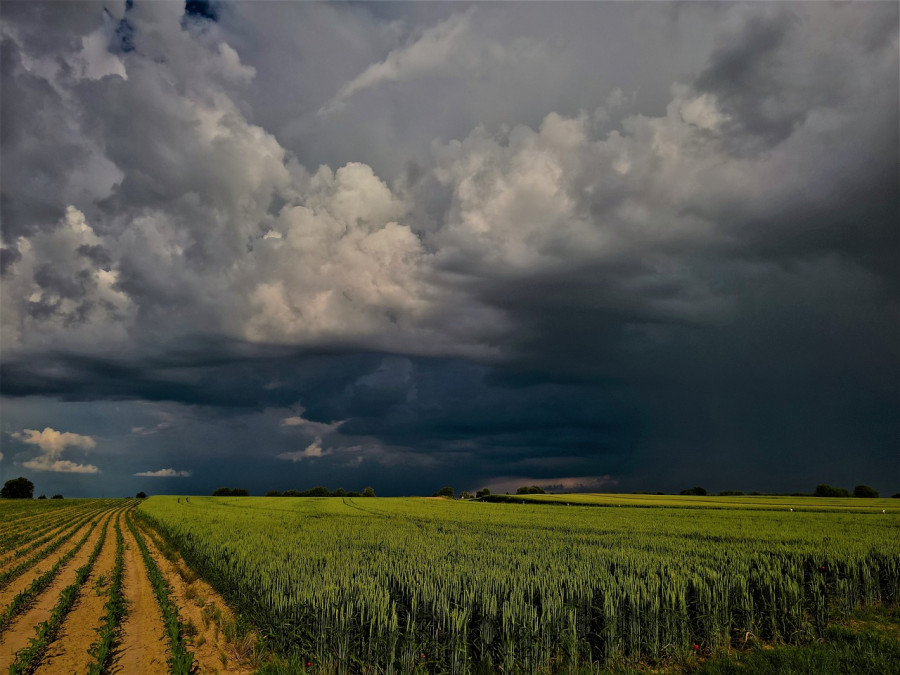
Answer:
xmin=1 ymin=2 xmax=897 ymax=497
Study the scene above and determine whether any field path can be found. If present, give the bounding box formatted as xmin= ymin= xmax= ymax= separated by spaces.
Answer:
xmin=0 ymin=513 xmax=109 ymax=667
xmin=112 ymin=510 xmax=169 ymax=675
xmin=137 ymin=520 xmax=255 ymax=674
xmin=33 ymin=511 xmax=122 ymax=675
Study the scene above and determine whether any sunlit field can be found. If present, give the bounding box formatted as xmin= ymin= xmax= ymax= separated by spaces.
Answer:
xmin=139 ymin=495 xmax=900 ymax=673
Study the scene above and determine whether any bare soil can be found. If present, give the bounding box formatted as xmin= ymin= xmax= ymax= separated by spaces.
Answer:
xmin=0 ymin=513 xmax=109 ymax=668
xmin=137 ymin=521 xmax=256 ymax=674
xmin=112 ymin=514 xmax=169 ymax=675
xmin=33 ymin=511 xmax=122 ymax=675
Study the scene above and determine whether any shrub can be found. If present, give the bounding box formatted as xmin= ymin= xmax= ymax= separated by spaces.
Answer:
xmin=136 ymin=491 xmax=147 ymax=499
xmin=212 ymin=487 xmax=233 ymax=496
xmin=283 ymin=490 xmax=302 ymax=497
xmin=679 ymin=486 xmax=707 ymax=496
xmin=51 ymin=494 xmax=64 ymax=499
xmin=265 ymin=490 xmax=283 ymax=497
xmin=37 ymin=494 xmax=47 ymax=499
xmin=1 ymin=477 xmax=34 ymax=499
xmin=476 ymin=488 xmax=491 ymax=499
xmin=718 ymin=490 xmax=745 ymax=496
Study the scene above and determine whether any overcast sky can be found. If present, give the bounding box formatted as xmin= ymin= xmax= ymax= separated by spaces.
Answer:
xmin=1 ymin=1 xmax=897 ymax=498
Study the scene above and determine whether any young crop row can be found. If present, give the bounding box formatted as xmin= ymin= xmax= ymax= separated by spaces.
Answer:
xmin=87 ymin=511 xmax=126 ymax=675
xmin=0 ymin=503 xmax=115 ymax=590
xmin=140 ymin=496 xmax=900 ymax=674
xmin=7 ymin=512 xmax=113 ymax=674
xmin=0 ymin=502 xmax=93 ymax=554
xmin=0 ymin=514 xmax=102 ymax=635
xmin=125 ymin=509 xmax=196 ymax=674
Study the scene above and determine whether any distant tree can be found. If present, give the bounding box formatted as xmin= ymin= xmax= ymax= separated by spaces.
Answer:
xmin=679 ymin=487 xmax=707 ymax=496
xmin=37 ymin=494 xmax=47 ymax=499
xmin=853 ymin=485 xmax=879 ymax=498
xmin=346 ymin=491 xmax=361 ymax=498
xmin=51 ymin=494 xmax=63 ymax=499
xmin=332 ymin=487 xmax=347 ymax=497
xmin=476 ymin=488 xmax=491 ymax=499
xmin=212 ymin=487 xmax=232 ymax=496
xmin=433 ymin=486 xmax=454 ymax=498
xmin=516 ymin=486 xmax=546 ymax=495
xmin=265 ymin=490 xmax=283 ymax=497
xmin=1 ymin=477 xmax=35 ymax=499
xmin=893 ymin=493 xmax=900 ymax=499
xmin=814 ymin=484 xmax=851 ymax=498
xmin=306 ymin=486 xmax=330 ymax=497
xmin=283 ymin=489 xmax=302 ymax=497
xmin=460 ymin=491 xmax=472 ymax=500
xmin=231 ymin=488 xmax=249 ymax=497
xmin=718 ymin=490 xmax=745 ymax=496
xmin=136 ymin=491 xmax=147 ymax=499
xmin=362 ymin=487 xmax=376 ymax=498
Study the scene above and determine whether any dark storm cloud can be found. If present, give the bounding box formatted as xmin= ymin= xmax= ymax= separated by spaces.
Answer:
xmin=1 ymin=2 xmax=897 ymax=495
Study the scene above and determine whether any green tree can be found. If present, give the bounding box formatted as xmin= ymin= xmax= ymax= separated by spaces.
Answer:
xmin=283 ymin=489 xmax=302 ymax=497
xmin=679 ymin=486 xmax=707 ymax=496
xmin=306 ymin=486 xmax=330 ymax=497
xmin=362 ymin=486 xmax=376 ymax=497
xmin=853 ymin=485 xmax=879 ymax=498
xmin=136 ymin=491 xmax=148 ymax=499
xmin=37 ymin=494 xmax=47 ymax=500
xmin=814 ymin=484 xmax=851 ymax=498
xmin=265 ymin=490 xmax=283 ymax=497
xmin=476 ymin=488 xmax=491 ymax=499
xmin=212 ymin=487 xmax=233 ymax=496
xmin=51 ymin=494 xmax=63 ymax=499
xmin=1 ymin=477 xmax=34 ymax=499
xmin=332 ymin=487 xmax=347 ymax=497
xmin=231 ymin=488 xmax=250 ymax=496
xmin=433 ymin=486 xmax=454 ymax=498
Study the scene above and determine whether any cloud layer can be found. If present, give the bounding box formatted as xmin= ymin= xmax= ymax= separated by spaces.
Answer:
xmin=0 ymin=2 xmax=897 ymax=496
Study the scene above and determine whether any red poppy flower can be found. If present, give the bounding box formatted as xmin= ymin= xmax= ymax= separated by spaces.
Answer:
xmin=693 ymin=644 xmax=699 ymax=650
xmin=306 ymin=662 xmax=312 ymax=668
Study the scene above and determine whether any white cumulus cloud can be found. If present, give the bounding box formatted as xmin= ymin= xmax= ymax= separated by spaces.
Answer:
xmin=12 ymin=426 xmax=100 ymax=474
xmin=134 ymin=468 xmax=192 ymax=477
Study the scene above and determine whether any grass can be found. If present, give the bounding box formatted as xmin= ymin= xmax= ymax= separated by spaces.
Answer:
xmin=483 ymin=492 xmax=900 ymax=513
xmin=690 ymin=607 xmax=900 ymax=674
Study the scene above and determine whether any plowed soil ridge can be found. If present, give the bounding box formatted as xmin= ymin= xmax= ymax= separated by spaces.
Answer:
xmin=33 ymin=510 xmax=122 ymax=675
xmin=112 ymin=508 xmax=169 ymax=675
xmin=0 ymin=509 xmax=113 ymax=669
xmin=136 ymin=519 xmax=255 ymax=674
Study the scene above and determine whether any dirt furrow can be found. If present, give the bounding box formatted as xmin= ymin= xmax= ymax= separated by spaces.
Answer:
xmin=112 ymin=510 xmax=169 ymax=675
xmin=32 ymin=511 xmax=122 ymax=675
xmin=137 ymin=521 xmax=255 ymax=674
xmin=0 ymin=515 xmax=98 ymax=612
xmin=0 ymin=510 xmax=98 ymax=577
xmin=0 ymin=512 xmax=111 ymax=668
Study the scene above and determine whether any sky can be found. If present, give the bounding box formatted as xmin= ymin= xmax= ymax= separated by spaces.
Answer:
xmin=0 ymin=1 xmax=897 ymax=498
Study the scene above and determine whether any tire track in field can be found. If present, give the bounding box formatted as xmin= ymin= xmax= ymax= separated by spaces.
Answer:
xmin=33 ymin=511 xmax=122 ymax=675
xmin=112 ymin=509 xmax=169 ymax=675
xmin=136 ymin=520 xmax=255 ymax=674
xmin=0 ymin=510 xmax=113 ymax=668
